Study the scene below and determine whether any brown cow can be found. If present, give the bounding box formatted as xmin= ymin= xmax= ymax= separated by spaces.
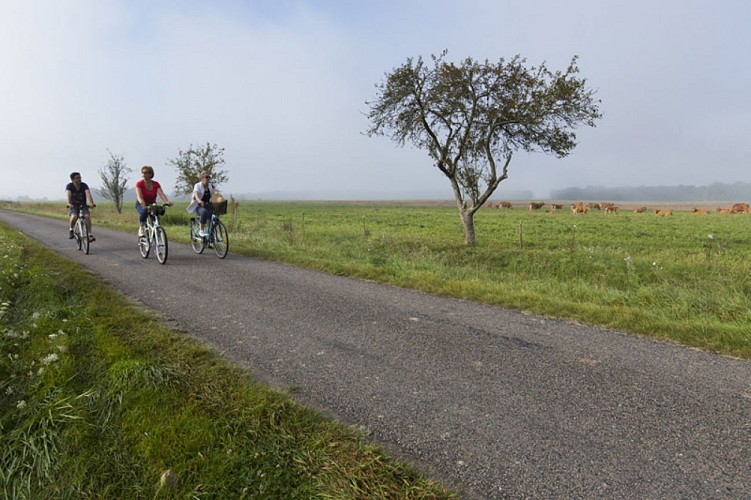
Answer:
xmin=571 ymin=202 xmax=589 ymax=214
xmin=529 ymin=202 xmax=545 ymax=210
xmin=633 ymin=207 xmax=648 ymax=213
xmin=500 ymin=201 xmax=513 ymax=209
xmin=691 ymin=208 xmax=709 ymax=215
xmin=550 ymin=203 xmax=563 ymax=211
xmin=655 ymin=209 xmax=673 ymax=217
xmin=588 ymin=202 xmax=601 ymax=210
xmin=604 ymin=205 xmax=619 ymax=214
xmin=730 ymin=203 xmax=750 ymax=214
xmin=716 ymin=208 xmax=732 ymax=214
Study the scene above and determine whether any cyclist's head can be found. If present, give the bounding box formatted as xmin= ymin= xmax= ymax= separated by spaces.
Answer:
xmin=141 ymin=165 xmax=154 ymax=177
xmin=200 ymin=171 xmax=211 ymax=181
xmin=70 ymin=172 xmax=81 ymax=181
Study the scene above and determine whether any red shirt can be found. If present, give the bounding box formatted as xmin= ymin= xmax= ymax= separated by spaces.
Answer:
xmin=135 ymin=179 xmax=161 ymax=204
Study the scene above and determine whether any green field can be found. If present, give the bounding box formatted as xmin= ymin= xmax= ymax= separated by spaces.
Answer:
xmin=4 ymin=200 xmax=751 ymax=359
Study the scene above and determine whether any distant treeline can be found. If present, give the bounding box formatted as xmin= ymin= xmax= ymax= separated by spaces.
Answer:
xmin=551 ymin=182 xmax=751 ymax=202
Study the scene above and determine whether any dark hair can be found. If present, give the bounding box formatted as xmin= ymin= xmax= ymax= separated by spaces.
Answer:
xmin=70 ymin=172 xmax=81 ymax=180
xmin=141 ymin=165 xmax=154 ymax=176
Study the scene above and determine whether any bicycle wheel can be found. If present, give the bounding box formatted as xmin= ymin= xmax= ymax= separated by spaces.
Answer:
xmin=190 ymin=218 xmax=205 ymax=254
xmin=80 ymin=221 xmax=90 ymax=255
xmin=212 ymin=220 xmax=229 ymax=259
xmin=73 ymin=223 xmax=82 ymax=250
xmin=138 ymin=229 xmax=150 ymax=259
xmin=155 ymin=227 xmax=168 ymax=264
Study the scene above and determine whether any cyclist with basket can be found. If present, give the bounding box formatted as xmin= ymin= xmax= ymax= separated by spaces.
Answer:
xmin=187 ymin=171 xmax=223 ymax=237
xmin=135 ymin=165 xmax=172 ymax=236
xmin=65 ymin=171 xmax=96 ymax=241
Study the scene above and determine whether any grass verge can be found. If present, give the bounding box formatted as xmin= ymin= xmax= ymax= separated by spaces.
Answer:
xmin=0 ymin=224 xmax=453 ymax=498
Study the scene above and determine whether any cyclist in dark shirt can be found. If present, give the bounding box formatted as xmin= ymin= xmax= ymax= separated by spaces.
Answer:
xmin=65 ymin=172 xmax=96 ymax=241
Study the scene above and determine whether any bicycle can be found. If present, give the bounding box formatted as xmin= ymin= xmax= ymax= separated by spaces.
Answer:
xmin=189 ymin=200 xmax=229 ymax=259
xmin=71 ymin=204 xmax=94 ymax=255
xmin=138 ymin=204 xmax=169 ymax=264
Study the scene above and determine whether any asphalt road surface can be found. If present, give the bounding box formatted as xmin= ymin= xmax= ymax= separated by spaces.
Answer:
xmin=1 ymin=210 xmax=749 ymax=499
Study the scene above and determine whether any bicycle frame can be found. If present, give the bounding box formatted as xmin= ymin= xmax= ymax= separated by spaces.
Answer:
xmin=138 ymin=204 xmax=169 ymax=264
xmin=190 ymin=209 xmax=229 ymax=259
xmin=72 ymin=205 xmax=91 ymax=254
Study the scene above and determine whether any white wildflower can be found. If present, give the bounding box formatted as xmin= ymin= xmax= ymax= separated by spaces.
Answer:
xmin=48 ymin=333 xmax=58 ymax=339
xmin=16 ymin=400 xmax=26 ymax=409
xmin=41 ymin=353 xmax=59 ymax=365
xmin=5 ymin=387 xmax=13 ymax=395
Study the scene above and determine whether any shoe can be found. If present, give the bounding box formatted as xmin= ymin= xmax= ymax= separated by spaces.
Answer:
xmin=68 ymin=229 xmax=74 ymax=239
xmin=88 ymin=235 xmax=96 ymax=242
xmin=199 ymin=229 xmax=207 ymax=237
xmin=138 ymin=226 xmax=145 ymax=237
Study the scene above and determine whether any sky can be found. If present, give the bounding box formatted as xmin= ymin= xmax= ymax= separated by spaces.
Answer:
xmin=1 ymin=0 xmax=750 ymax=201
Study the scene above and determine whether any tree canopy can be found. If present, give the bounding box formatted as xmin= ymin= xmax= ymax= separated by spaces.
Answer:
xmin=366 ymin=51 xmax=601 ymax=245
xmin=97 ymin=149 xmax=131 ymax=213
xmin=170 ymin=142 xmax=229 ymax=196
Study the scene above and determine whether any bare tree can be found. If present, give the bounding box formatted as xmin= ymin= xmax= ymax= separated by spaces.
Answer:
xmin=98 ymin=149 xmax=131 ymax=213
xmin=170 ymin=142 xmax=229 ymax=196
xmin=366 ymin=51 xmax=602 ymax=245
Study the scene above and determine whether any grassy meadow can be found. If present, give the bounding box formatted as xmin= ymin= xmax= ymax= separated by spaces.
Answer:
xmin=3 ymin=199 xmax=751 ymax=359
xmin=0 ymin=224 xmax=453 ymax=497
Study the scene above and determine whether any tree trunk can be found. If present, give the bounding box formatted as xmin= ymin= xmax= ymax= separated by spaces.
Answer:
xmin=460 ymin=209 xmax=476 ymax=246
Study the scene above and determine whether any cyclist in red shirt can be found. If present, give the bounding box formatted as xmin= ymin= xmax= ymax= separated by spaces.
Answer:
xmin=135 ymin=165 xmax=172 ymax=236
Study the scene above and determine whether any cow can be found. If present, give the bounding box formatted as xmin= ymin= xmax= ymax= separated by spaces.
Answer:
xmin=633 ymin=207 xmax=648 ymax=213
xmin=691 ymin=208 xmax=709 ymax=215
xmin=730 ymin=203 xmax=750 ymax=214
xmin=500 ymin=201 xmax=513 ymax=209
xmin=655 ymin=209 xmax=673 ymax=217
xmin=529 ymin=202 xmax=545 ymax=210
xmin=716 ymin=207 xmax=732 ymax=214
xmin=604 ymin=205 xmax=619 ymax=214
xmin=587 ymin=203 xmax=601 ymax=210
xmin=571 ymin=202 xmax=589 ymax=214
xmin=550 ymin=203 xmax=563 ymax=211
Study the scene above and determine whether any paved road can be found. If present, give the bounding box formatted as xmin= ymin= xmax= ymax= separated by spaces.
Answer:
xmin=2 ymin=210 xmax=750 ymax=499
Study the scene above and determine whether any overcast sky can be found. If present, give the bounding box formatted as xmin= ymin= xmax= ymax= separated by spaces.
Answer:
xmin=1 ymin=0 xmax=749 ymax=200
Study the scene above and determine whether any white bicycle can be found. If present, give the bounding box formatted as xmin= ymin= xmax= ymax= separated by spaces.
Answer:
xmin=138 ymin=204 xmax=169 ymax=264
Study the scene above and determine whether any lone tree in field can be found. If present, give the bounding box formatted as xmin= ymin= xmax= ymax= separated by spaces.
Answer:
xmin=170 ymin=142 xmax=229 ymax=196
xmin=366 ymin=52 xmax=602 ymax=245
xmin=98 ymin=149 xmax=131 ymax=213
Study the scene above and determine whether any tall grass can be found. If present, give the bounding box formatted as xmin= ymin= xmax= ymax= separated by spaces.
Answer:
xmin=0 ymin=226 xmax=453 ymax=497
xmin=4 ymin=200 xmax=751 ymax=358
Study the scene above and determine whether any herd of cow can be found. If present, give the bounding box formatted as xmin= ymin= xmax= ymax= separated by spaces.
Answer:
xmin=487 ymin=201 xmax=751 ymax=216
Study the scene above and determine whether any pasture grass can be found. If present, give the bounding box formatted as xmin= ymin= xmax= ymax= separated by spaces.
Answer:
xmin=3 ymin=199 xmax=751 ymax=359
xmin=0 ymin=225 xmax=453 ymax=497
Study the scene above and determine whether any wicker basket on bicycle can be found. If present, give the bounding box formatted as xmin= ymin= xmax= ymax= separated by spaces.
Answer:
xmin=213 ymin=199 xmax=228 ymax=215
xmin=150 ymin=205 xmax=166 ymax=216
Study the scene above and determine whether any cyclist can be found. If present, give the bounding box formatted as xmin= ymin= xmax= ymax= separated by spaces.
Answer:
xmin=187 ymin=171 xmax=223 ymax=237
xmin=135 ymin=165 xmax=172 ymax=236
xmin=65 ymin=171 xmax=96 ymax=241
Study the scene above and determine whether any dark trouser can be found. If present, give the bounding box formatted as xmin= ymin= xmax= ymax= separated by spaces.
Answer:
xmin=196 ymin=204 xmax=213 ymax=226
xmin=135 ymin=202 xmax=149 ymax=224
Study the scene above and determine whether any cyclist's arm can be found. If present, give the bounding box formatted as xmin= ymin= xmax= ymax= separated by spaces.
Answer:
xmin=193 ymin=187 xmax=207 ymax=207
xmin=157 ymin=187 xmax=172 ymax=206
xmin=135 ymin=186 xmax=147 ymax=208
xmin=85 ymin=188 xmax=95 ymax=208
xmin=65 ymin=189 xmax=73 ymax=208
